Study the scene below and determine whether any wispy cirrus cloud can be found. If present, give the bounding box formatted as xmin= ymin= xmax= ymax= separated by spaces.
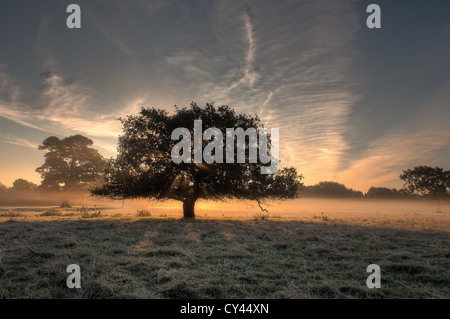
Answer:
xmin=0 ymin=64 xmax=21 ymax=102
xmin=0 ymin=134 xmax=38 ymax=150
xmin=86 ymin=10 xmax=135 ymax=59
xmin=242 ymin=6 xmax=258 ymax=87
xmin=337 ymin=125 xmax=450 ymax=191
xmin=0 ymin=65 xmax=148 ymax=154
xmin=221 ymin=6 xmax=259 ymax=92
xmin=0 ymin=66 xmax=49 ymax=132
xmin=156 ymin=2 xmax=363 ymax=190
xmin=1 ymin=1 xmax=363 ymax=185
xmin=336 ymin=83 xmax=450 ymax=191
xmin=259 ymin=91 xmax=273 ymax=118
xmin=181 ymin=0 xmax=362 ymax=186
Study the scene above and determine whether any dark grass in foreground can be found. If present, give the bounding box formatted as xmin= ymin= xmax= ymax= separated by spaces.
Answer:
xmin=0 ymin=219 xmax=449 ymax=298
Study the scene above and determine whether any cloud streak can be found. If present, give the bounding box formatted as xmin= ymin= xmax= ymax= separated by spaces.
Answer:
xmin=336 ymin=83 xmax=450 ymax=191
xmin=184 ymin=0 xmax=362 ymax=187
xmin=0 ymin=134 xmax=38 ymax=150
xmin=0 ymin=66 xmax=149 ymax=154
xmin=243 ymin=7 xmax=257 ymax=86
xmin=1 ymin=1 xmax=364 ymax=187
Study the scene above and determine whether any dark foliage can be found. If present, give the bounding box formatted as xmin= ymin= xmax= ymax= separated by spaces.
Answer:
xmin=365 ymin=187 xmax=412 ymax=199
xmin=301 ymin=181 xmax=363 ymax=198
xmin=93 ymin=102 xmax=303 ymax=218
xmin=36 ymin=135 xmax=106 ymax=207
xmin=400 ymin=166 xmax=450 ymax=199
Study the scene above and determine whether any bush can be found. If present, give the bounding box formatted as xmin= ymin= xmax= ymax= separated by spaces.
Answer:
xmin=40 ymin=208 xmax=62 ymax=216
xmin=253 ymin=212 xmax=269 ymax=221
xmin=136 ymin=209 xmax=151 ymax=217
xmin=78 ymin=206 xmax=102 ymax=218
xmin=0 ymin=210 xmax=21 ymax=217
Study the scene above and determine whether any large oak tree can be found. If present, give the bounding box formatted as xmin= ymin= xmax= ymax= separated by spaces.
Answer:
xmin=93 ymin=102 xmax=303 ymax=218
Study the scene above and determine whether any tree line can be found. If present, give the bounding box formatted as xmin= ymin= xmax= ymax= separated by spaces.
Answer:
xmin=301 ymin=181 xmax=421 ymax=199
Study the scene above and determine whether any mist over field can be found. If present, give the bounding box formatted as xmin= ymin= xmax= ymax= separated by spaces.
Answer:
xmin=2 ymin=197 xmax=449 ymax=232
xmin=115 ymin=198 xmax=449 ymax=231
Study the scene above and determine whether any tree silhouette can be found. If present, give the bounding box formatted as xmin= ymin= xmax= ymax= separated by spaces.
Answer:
xmin=301 ymin=181 xmax=363 ymax=198
xmin=0 ymin=182 xmax=7 ymax=193
xmin=36 ymin=135 xmax=106 ymax=207
xmin=11 ymin=179 xmax=38 ymax=192
xmin=365 ymin=187 xmax=410 ymax=199
xmin=400 ymin=166 xmax=450 ymax=212
xmin=93 ymin=102 xmax=303 ymax=218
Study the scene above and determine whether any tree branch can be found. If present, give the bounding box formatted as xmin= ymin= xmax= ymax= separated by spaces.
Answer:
xmin=257 ymin=200 xmax=269 ymax=213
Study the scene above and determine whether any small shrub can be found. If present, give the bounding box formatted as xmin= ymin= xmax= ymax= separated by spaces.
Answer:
xmin=253 ymin=212 xmax=269 ymax=221
xmin=63 ymin=211 xmax=79 ymax=216
xmin=136 ymin=210 xmax=151 ymax=217
xmin=0 ymin=210 xmax=21 ymax=217
xmin=78 ymin=206 xmax=102 ymax=218
xmin=40 ymin=208 xmax=62 ymax=216
xmin=314 ymin=212 xmax=329 ymax=221
xmin=83 ymin=211 xmax=102 ymax=218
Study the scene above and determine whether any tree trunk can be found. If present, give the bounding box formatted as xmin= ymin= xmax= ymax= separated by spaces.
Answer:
xmin=182 ymin=197 xmax=196 ymax=218
xmin=60 ymin=198 xmax=71 ymax=208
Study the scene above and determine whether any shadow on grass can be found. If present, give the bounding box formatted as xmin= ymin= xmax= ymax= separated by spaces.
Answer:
xmin=0 ymin=219 xmax=449 ymax=299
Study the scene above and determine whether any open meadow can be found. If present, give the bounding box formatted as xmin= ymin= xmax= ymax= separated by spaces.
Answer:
xmin=0 ymin=199 xmax=449 ymax=299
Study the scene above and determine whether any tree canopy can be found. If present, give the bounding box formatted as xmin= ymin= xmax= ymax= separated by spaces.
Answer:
xmin=11 ymin=179 xmax=38 ymax=192
xmin=400 ymin=165 xmax=450 ymax=211
xmin=93 ymin=102 xmax=303 ymax=218
xmin=400 ymin=166 xmax=450 ymax=198
xmin=301 ymin=181 xmax=363 ymax=198
xmin=36 ymin=135 xmax=106 ymax=206
xmin=365 ymin=187 xmax=408 ymax=199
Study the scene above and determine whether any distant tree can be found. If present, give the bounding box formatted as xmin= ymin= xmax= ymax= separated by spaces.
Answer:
xmin=93 ymin=102 xmax=303 ymax=218
xmin=301 ymin=181 xmax=363 ymax=198
xmin=36 ymin=135 xmax=106 ymax=207
xmin=11 ymin=179 xmax=38 ymax=192
xmin=0 ymin=182 xmax=7 ymax=193
xmin=400 ymin=166 xmax=450 ymax=212
xmin=365 ymin=187 xmax=408 ymax=199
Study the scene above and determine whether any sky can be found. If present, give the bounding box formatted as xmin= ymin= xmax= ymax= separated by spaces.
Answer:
xmin=0 ymin=0 xmax=449 ymax=192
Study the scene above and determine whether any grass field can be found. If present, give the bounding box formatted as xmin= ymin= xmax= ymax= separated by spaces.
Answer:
xmin=0 ymin=199 xmax=449 ymax=299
